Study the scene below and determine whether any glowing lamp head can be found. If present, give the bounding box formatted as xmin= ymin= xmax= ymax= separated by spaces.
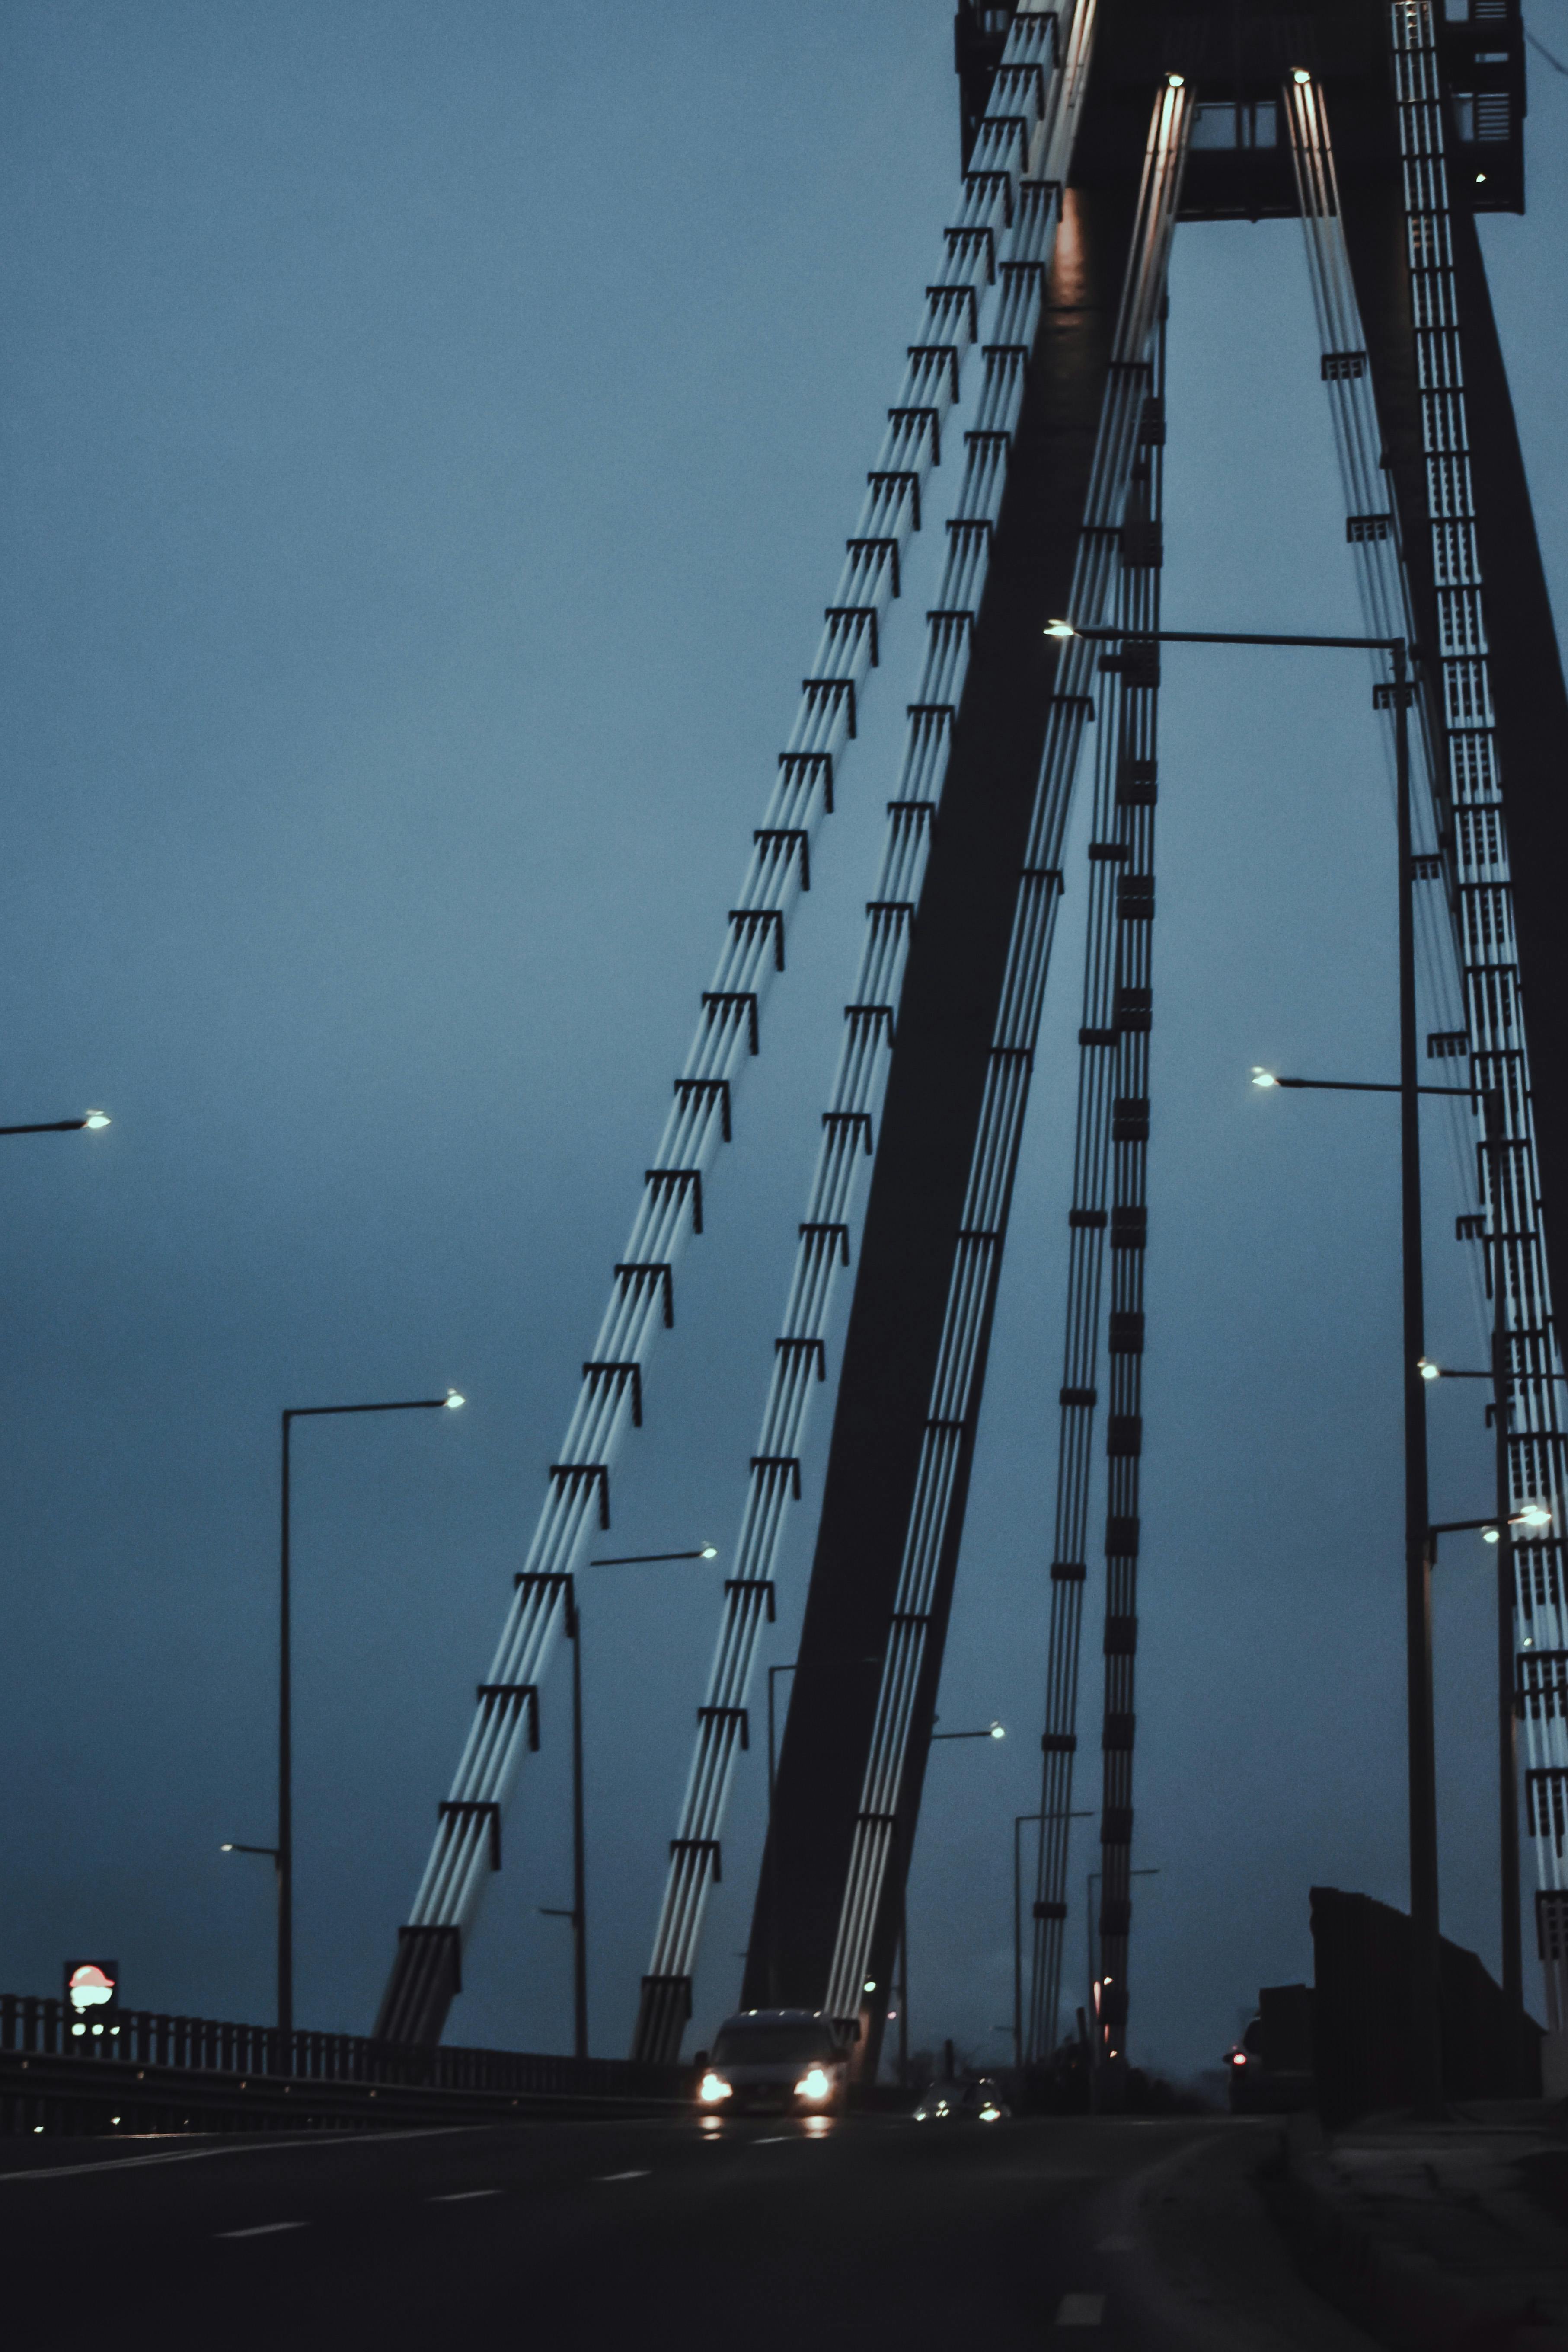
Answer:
xmin=1293 ymin=67 xmax=1312 ymax=83
xmin=863 ymin=1980 xmax=877 ymax=1994
xmin=1476 ymin=172 xmax=1487 ymax=184
xmin=1251 ymin=1067 xmax=1279 ymax=1089
xmin=699 ymin=1544 xmax=719 ymax=1560
xmin=1484 ymin=1527 xmax=1501 ymax=1545
xmin=989 ymin=1721 xmax=1006 ymax=1740
xmin=1517 ymin=1504 xmax=1552 ymax=1528
xmin=1044 ymin=619 xmax=1076 ymax=640
xmin=1167 ymin=71 xmax=1185 ymax=87
xmin=697 ymin=2070 xmax=732 ymax=2105
xmin=1418 ymin=1358 xmax=1440 ymax=1382
xmin=444 ymin=1389 xmax=465 ymax=1409
xmin=220 ymin=1842 xmax=234 ymax=1851
xmin=83 ymin=1111 xmax=110 ymax=1130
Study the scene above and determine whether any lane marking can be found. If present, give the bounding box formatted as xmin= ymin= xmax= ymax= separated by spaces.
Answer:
xmin=1095 ymin=2235 xmax=1135 ymax=2253
xmin=214 ymin=2220 xmax=308 ymax=2240
xmin=0 ymin=2125 xmax=469 ymax=2188
xmin=751 ymin=2135 xmax=793 ymax=2145
xmin=1055 ymin=2293 xmax=1107 ymax=2326
xmin=428 ymin=2188 xmax=502 ymax=2202
xmin=595 ymin=2169 xmax=651 ymax=2182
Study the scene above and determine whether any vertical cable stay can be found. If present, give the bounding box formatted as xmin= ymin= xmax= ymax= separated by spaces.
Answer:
xmin=1283 ymin=66 xmax=1482 ymax=1329
xmin=821 ymin=72 xmax=1192 ymax=2036
xmin=631 ymin=0 xmax=1097 ymax=2066
xmin=373 ymin=0 xmax=1083 ymax=2054
xmin=1290 ymin=21 xmax=1568 ymax=2030
xmin=1024 ymin=316 xmax=1165 ymax=2071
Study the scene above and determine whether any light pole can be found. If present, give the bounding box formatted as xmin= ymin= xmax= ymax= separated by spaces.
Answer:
xmin=1419 ymin=1091 xmax=1567 ymax=2081
xmin=538 ymin=1543 xmax=719 ymax=2059
xmin=1056 ymin=617 xmax=1444 ymax=2113
xmin=538 ymin=1578 xmax=588 ymax=2062
xmin=278 ymin=1389 xmax=463 ymax=2041
xmin=894 ymin=1716 xmax=1007 ymax=2082
xmin=0 ymin=1111 xmax=111 ymax=1136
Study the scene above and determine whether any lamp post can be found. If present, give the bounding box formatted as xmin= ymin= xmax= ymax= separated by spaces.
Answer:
xmin=1419 ymin=1090 xmax=1562 ymax=2078
xmin=278 ymin=1389 xmax=463 ymax=2040
xmin=1054 ymin=618 xmax=1444 ymax=2113
xmin=538 ymin=1578 xmax=588 ymax=2062
xmin=537 ymin=1543 xmax=719 ymax=2059
xmin=0 ymin=1111 xmax=111 ymax=1136
xmin=893 ymin=1715 xmax=1007 ymax=2083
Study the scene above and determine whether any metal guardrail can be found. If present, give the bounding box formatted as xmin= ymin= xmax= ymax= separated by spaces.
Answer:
xmin=0 ymin=1995 xmax=688 ymax=2136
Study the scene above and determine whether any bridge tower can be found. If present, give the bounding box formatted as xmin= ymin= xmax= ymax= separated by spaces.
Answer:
xmin=374 ymin=0 xmax=1568 ymax=2089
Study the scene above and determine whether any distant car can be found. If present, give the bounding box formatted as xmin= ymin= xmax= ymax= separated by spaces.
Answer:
xmin=1224 ymin=2007 xmax=1314 ymax=2114
xmin=913 ymin=2075 xmax=1010 ymax=2123
xmin=695 ymin=2009 xmax=850 ymax=2115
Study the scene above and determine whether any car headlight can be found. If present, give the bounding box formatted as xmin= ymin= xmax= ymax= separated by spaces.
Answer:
xmin=698 ymin=2071 xmax=732 ymax=2103
xmin=978 ymin=2104 xmax=1001 ymax=2122
xmin=795 ymin=2066 xmax=833 ymax=2102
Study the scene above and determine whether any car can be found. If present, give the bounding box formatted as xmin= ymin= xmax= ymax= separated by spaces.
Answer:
xmin=694 ymin=2009 xmax=851 ymax=2115
xmin=1224 ymin=1990 xmax=1315 ymax=2114
xmin=912 ymin=2075 xmax=1010 ymax=2123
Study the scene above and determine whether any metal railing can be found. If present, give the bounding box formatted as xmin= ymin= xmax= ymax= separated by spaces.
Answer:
xmin=0 ymin=1994 xmax=687 ymax=2135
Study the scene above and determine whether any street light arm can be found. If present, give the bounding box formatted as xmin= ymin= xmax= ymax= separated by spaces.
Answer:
xmin=0 ymin=1114 xmax=112 ymax=1135
xmin=1058 ymin=623 xmax=1406 ymax=654
xmin=589 ymin=1548 xmax=719 ymax=1566
xmin=1262 ymin=1077 xmax=1475 ymax=1098
xmin=284 ymin=1396 xmax=461 ymax=1421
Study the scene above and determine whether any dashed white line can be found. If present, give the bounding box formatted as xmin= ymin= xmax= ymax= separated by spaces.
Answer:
xmin=428 ymin=2188 xmax=502 ymax=2202
xmin=0 ymin=2125 xmax=468 ymax=2188
xmin=214 ymin=2221 xmax=309 ymax=2241
xmin=595 ymin=2169 xmax=651 ymax=2182
xmin=1055 ymin=2292 xmax=1107 ymax=2326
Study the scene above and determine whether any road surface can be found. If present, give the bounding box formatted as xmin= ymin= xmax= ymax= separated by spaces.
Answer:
xmin=1 ymin=2109 xmax=1298 ymax=2349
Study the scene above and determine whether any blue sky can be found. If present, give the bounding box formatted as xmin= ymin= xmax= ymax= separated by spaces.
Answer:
xmin=1 ymin=1 xmax=1565 ymax=2081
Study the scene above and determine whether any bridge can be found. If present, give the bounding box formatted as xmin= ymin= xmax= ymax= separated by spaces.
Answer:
xmin=3 ymin=0 xmax=1568 ymax=2336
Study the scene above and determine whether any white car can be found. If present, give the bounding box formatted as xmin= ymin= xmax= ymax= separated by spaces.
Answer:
xmin=695 ymin=2009 xmax=850 ymax=2116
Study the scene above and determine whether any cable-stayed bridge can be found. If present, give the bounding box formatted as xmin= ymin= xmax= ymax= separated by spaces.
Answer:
xmin=357 ymin=0 xmax=1568 ymax=2094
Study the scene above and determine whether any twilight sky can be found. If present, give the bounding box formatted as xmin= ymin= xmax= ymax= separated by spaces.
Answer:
xmin=2 ymin=0 xmax=1565 ymax=2083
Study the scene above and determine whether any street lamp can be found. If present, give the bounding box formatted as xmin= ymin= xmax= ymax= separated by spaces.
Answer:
xmin=1259 ymin=1075 xmax=1551 ymax=2069
xmin=890 ymin=1711 xmax=1009 ymax=2085
xmin=277 ymin=1389 xmax=464 ymax=2041
xmin=1055 ymin=618 xmax=1445 ymax=2112
xmin=537 ymin=1541 xmax=720 ymax=2060
xmin=0 ymin=1111 xmax=111 ymax=1135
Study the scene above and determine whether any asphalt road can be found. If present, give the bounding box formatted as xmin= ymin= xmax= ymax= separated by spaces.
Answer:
xmin=3 ymin=2109 xmax=1231 ymax=2350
